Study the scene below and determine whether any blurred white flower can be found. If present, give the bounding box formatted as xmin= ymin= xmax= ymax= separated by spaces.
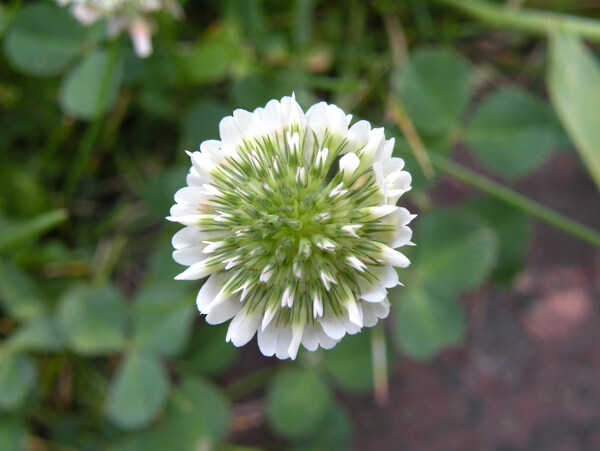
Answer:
xmin=57 ymin=0 xmax=181 ymax=57
xmin=168 ymin=94 xmax=415 ymax=360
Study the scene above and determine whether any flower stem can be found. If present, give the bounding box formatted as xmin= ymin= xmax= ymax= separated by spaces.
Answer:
xmin=435 ymin=0 xmax=600 ymax=42
xmin=64 ymin=38 xmax=121 ymax=197
xmin=388 ymin=98 xmax=435 ymax=179
xmin=371 ymin=324 xmax=389 ymax=406
xmin=411 ymin=150 xmax=600 ymax=249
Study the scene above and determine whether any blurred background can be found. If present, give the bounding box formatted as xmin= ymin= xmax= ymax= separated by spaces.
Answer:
xmin=1 ymin=0 xmax=600 ymax=450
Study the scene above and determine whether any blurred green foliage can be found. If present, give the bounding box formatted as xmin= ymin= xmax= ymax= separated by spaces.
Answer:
xmin=0 ymin=0 xmax=599 ymax=449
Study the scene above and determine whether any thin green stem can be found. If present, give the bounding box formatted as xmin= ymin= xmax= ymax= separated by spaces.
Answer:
xmin=405 ymin=150 xmax=600 ymax=249
xmin=435 ymin=0 xmax=600 ymax=42
xmin=388 ymin=98 xmax=435 ymax=179
xmin=64 ymin=38 xmax=121 ymax=197
xmin=370 ymin=324 xmax=388 ymax=406
xmin=34 ymin=116 xmax=74 ymax=176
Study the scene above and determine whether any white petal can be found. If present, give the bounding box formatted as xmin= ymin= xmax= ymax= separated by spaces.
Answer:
xmin=174 ymin=186 xmax=209 ymax=207
xmin=347 ymin=256 xmax=366 ymax=272
xmin=186 ymin=171 xmax=207 ymax=187
xmin=261 ymin=307 xmax=277 ymax=331
xmin=189 ymin=152 xmax=216 ymax=179
xmin=305 ymin=102 xmax=329 ymax=146
xmin=199 ymin=140 xmax=230 ymax=165
xmin=301 ymin=325 xmax=319 ymax=351
xmin=390 ymin=225 xmax=413 ymax=249
xmin=169 ymin=204 xmax=200 ymax=217
xmin=347 ymin=120 xmax=371 ymax=152
xmin=260 ymin=266 xmax=274 ymax=282
xmin=380 ymin=265 xmax=399 ymax=288
xmin=361 ymin=205 xmax=398 ymax=220
xmin=203 ymin=241 xmax=225 ymax=254
xmin=258 ymin=99 xmax=284 ymax=136
xmin=233 ymin=109 xmax=263 ymax=138
xmin=166 ymin=214 xmax=205 ymax=227
xmin=281 ymin=287 xmax=294 ymax=308
xmin=317 ymin=326 xmax=340 ymax=349
xmin=72 ymin=4 xmax=100 ymax=24
xmin=173 ymin=245 xmax=206 ymax=265
xmin=378 ymin=137 xmax=395 ymax=161
xmin=288 ymin=322 xmax=304 ymax=360
xmin=360 ymin=127 xmax=385 ymax=165
xmin=129 ymin=19 xmax=153 ymax=58
xmin=275 ymin=327 xmax=293 ymax=359
xmin=196 ymin=273 xmax=226 ymax=311
xmin=174 ymin=260 xmax=216 ymax=280
xmin=339 ymin=152 xmax=360 ymax=178
xmin=281 ymin=94 xmax=306 ymax=128
xmin=325 ymin=104 xmax=349 ymax=137
xmin=380 ymin=246 xmax=411 ymax=268
xmin=219 ymin=115 xmax=243 ymax=147
xmin=386 ymin=157 xmax=406 ymax=173
xmin=372 ymin=207 xmax=414 ymax=248
xmin=172 ymin=226 xmax=203 ymax=249
xmin=319 ymin=315 xmax=347 ymax=340
xmin=226 ymin=311 xmax=260 ymax=347
xmin=313 ymin=295 xmax=323 ymax=318
xmin=257 ymin=321 xmax=279 ymax=357
xmin=359 ymin=279 xmax=387 ymax=303
xmin=361 ymin=298 xmax=390 ymax=327
xmin=346 ymin=298 xmax=363 ymax=327
xmin=341 ymin=224 xmax=362 ymax=238
xmin=205 ymin=297 xmax=242 ymax=324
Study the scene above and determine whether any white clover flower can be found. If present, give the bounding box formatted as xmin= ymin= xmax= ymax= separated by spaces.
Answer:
xmin=168 ymin=94 xmax=415 ymax=360
xmin=57 ymin=0 xmax=181 ymax=57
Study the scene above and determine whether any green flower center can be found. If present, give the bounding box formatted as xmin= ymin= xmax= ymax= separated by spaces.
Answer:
xmin=195 ymin=127 xmax=394 ymax=324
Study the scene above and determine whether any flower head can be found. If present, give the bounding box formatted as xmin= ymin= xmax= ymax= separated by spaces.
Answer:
xmin=57 ymin=0 xmax=181 ymax=57
xmin=169 ymin=94 xmax=414 ymax=360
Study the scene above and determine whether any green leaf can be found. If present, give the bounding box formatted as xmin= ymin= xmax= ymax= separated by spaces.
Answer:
xmin=548 ymin=31 xmax=600 ymax=193
xmin=0 ymin=416 xmax=28 ymax=450
xmin=184 ymin=323 xmax=239 ymax=377
xmin=0 ymin=6 xmax=16 ymax=39
xmin=395 ymin=48 xmax=471 ymax=137
xmin=414 ymin=209 xmax=498 ymax=294
xmin=3 ymin=4 xmax=85 ymax=76
xmin=0 ymin=209 xmax=68 ymax=254
xmin=132 ymin=282 xmax=195 ymax=357
xmin=289 ymin=405 xmax=354 ymax=451
xmin=163 ymin=377 xmax=230 ymax=445
xmin=107 ymin=376 xmax=230 ymax=450
xmin=464 ymin=197 xmax=532 ymax=284
xmin=106 ymin=351 xmax=169 ymax=430
xmin=6 ymin=316 xmax=64 ymax=354
xmin=465 ymin=88 xmax=561 ymax=179
xmin=59 ymin=49 xmax=123 ymax=120
xmin=323 ymin=331 xmax=391 ymax=393
xmin=392 ymin=285 xmax=466 ymax=360
xmin=0 ymin=354 xmax=36 ymax=411
xmin=56 ymin=284 xmax=127 ymax=355
xmin=178 ymin=32 xmax=235 ymax=84
xmin=180 ymin=98 xmax=229 ymax=152
xmin=0 ymin=262 xmax=46 ymax=321
xmin=267 ymin=368 xmax=332 ymax=439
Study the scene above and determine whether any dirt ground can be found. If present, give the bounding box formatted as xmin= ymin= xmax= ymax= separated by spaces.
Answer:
xmin=346 ymin=152 xmax=600 ymax=451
